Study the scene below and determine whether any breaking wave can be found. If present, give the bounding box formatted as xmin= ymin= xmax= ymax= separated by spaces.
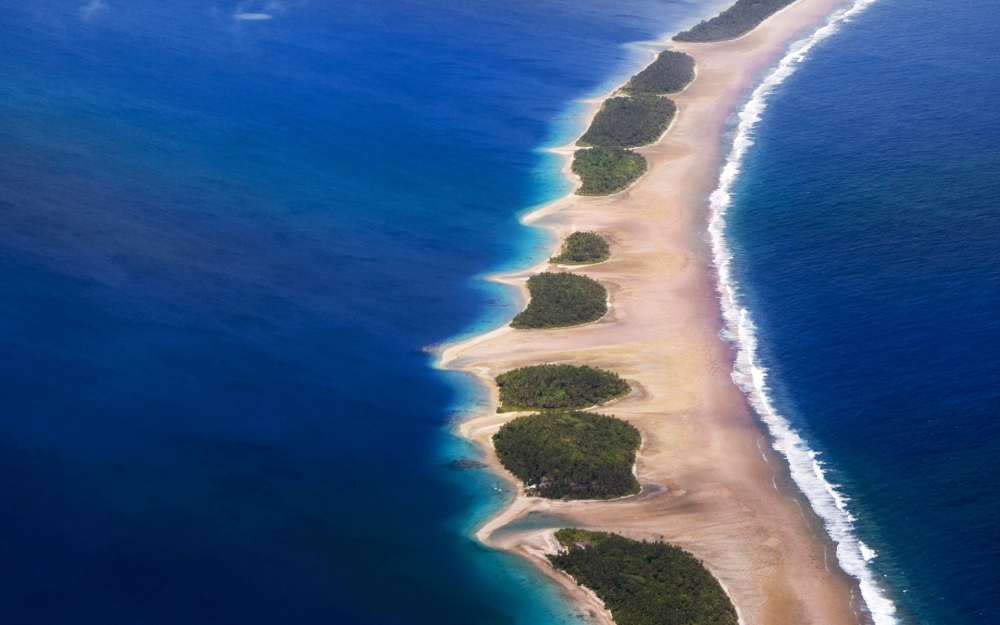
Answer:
xmin=706 ymin=0 xmax=898 ymax=623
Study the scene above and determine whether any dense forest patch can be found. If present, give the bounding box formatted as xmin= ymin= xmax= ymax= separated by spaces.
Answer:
xmin=549 ymin=530 xmax=739 ymax=625
xmin=551 ymin=232 xmax=610 ymax=265
xmin=510 ymin=272 xmax=607 ymax=329
xmin=572 ymin=147 xmax=647 ymax=196
xmin=495 ymin=364 xmax=630 ymax=412
xmin=493 ymin=411 xmax=641 ymax=499
xmin=673 ymin=0 xmax=795 ymax=42
xmin=622 ymin=50 xmax=695 ymax=95
xmin=569 ymin=50 xmax=691 ymax=194
xmin=577 ymin=95 xmax=676 ymax=148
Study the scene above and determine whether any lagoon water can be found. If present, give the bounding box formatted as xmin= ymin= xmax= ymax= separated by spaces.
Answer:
xmin=0 ymin=0 xmax=705 ymax=623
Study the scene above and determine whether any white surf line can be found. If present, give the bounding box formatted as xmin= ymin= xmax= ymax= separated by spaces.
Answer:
xmin=705 ymin=0 xmax=898 ymax=623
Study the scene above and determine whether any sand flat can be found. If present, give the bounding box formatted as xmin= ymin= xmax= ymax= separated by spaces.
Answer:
xmin=439 ymin=1 xmax=866 ymax=623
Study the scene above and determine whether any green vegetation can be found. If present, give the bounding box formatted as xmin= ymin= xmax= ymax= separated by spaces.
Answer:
xmin=549 ymin=530 xmax=739 ymax=625
xmin=577 ymin=95 xmax=676 ymax=148
xmin=572 ymin=147 xmax=647 ymax=196
xmin=495 ymin=364 xmax=630 ymax=412
xmin=551 ymin=231 xmax=610 ymax=265
xmin=569 ymin=50 xmax=693 ymax=195
xmin=673 ymin=0 xmax=795 ymax=42
xmin=511 ymin=272 xmax=607 ymax=329
xmin=622 ymin=50 xmax=695 ymax=95
xmin=493 ymin=411 xmax=641 ymax=499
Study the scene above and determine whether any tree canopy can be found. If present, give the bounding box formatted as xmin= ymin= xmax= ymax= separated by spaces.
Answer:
xmin=510 ymin=272 xmax=607 ymax=329
xmin=673 ymin=0 xmax=795 ymax=42
xmin=549 ymin=530 xmax=739 ymax=625
xmin=622 ymin=50 xmax=695 ymax=95
xmin=551 ymin=231 xmax=610 ymax=265
xmin=577 ymin=95 xmax=676 ymax=148
xmin=495 ymin=364 xmax=630 ymax=412
xmin=494 ymin=411 xmax=641 ymax=499
xmin=572 ymin=147 xmax=647 ymax=196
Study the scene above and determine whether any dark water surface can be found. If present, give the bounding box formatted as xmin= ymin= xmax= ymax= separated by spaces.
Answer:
xmin=727 ymin=0 xmax=1000 ymax=623
xmin=0 ymin=0 xmax=706 ymax=623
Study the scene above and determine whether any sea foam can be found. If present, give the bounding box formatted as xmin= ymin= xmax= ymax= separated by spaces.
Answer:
xmin=705 ymin=0 xmax=898 ymax=623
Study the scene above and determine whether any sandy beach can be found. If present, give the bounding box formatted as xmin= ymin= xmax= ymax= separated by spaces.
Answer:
xmin=438 ymin=1 xmax=868 ymax=624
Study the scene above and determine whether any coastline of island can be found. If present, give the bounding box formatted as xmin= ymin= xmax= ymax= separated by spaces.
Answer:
xmin=435 ymin=1 xmax=870 ymax=624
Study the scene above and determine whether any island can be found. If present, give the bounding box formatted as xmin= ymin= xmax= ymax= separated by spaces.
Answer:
xmin=572 ymin=147 xmax=648 ymax=196
xmin=495 ymin=364 xmax=630 ymax=412
xmin=673 ymin=0 xmax=796 ymax=42
xmin=550 ymin=231 xmax=611 ymax=265
xmin=622 ymin=50 xmax=695 ymax=95
xmin=577 ymin=95 xmax=677 ymax=148
xmin=440 ymin=0 xmax=870 ymax=622
xmin=549 ymin=529 xmax=739 ymax=625
xmin=571 ymin=50 xmax=695 ymax=195
xmin=510 ymin=272 xmax=608 ymax=329
xmin=493 ymin=411 xmax=641 ymax=499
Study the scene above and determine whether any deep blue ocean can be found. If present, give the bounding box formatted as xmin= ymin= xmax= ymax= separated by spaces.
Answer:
xmin=724 ymin=0 xmax=1000 ymax=623
xmin=0 ymin=0 xmax=709 ymax=623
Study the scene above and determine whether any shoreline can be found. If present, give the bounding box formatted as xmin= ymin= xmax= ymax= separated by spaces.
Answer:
xmin=436 ymin=1 xmax=870 ymax=623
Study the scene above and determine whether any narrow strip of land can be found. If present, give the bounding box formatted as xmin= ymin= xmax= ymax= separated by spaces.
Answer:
xmin=439 ymin=1 xmax=864 ymax=624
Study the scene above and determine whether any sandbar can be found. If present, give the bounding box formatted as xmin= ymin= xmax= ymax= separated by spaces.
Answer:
xmin=438 ymin=1 xmax=868 ymax=623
